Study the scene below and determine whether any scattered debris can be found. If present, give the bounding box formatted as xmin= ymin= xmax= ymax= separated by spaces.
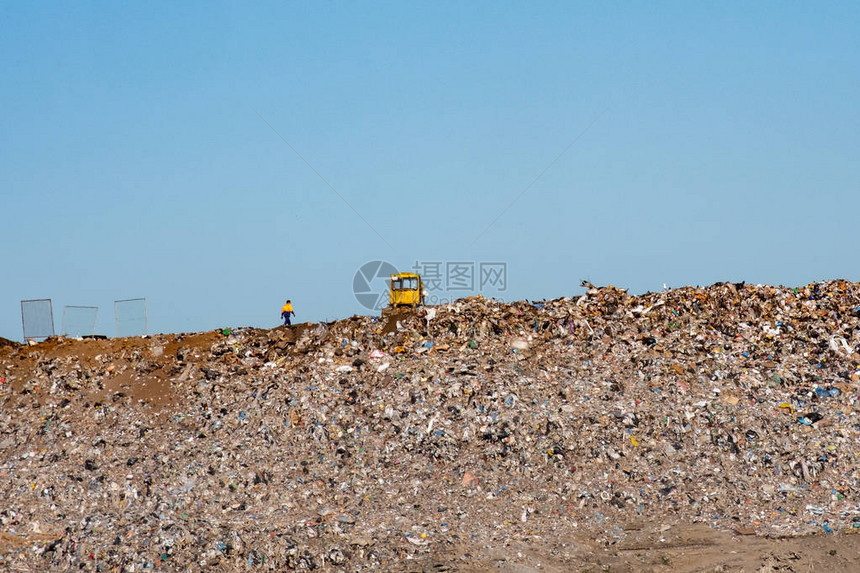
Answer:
xmin=2 ymin=280 xmax=860 ymax=570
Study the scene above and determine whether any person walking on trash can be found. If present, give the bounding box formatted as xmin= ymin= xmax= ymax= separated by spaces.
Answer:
xmin=281 ymin=300 xmax=295 ymax=326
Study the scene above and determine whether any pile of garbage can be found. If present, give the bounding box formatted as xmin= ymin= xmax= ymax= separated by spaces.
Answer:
xmin=2 ymin=280 xmax=860 ymax=571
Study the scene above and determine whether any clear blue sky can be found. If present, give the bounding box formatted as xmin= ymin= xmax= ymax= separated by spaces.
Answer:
xmin=2 ymin=2 xmax=858 ymax=340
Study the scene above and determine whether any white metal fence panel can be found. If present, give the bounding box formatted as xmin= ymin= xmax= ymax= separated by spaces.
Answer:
xmin=115 ymin=298 xmax=148 ymax=337
xmin=21 ymin=299 xmax=55 ymax=340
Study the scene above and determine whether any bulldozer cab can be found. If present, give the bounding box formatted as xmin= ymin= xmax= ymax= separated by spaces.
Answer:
xmin=389 ymin=273 xmax=424 ymax=309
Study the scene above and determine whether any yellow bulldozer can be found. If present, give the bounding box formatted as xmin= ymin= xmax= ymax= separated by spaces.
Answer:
xmin=383 ymin=272 xmax=425 ymax=316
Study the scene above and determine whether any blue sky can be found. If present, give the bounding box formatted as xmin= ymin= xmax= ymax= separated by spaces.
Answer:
xmin=2 ymin=1 xmax=858 ymax=339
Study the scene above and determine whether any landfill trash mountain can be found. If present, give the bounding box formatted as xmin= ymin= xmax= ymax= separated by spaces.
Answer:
xmin=3 ymin=280 xmax=860 ymax=571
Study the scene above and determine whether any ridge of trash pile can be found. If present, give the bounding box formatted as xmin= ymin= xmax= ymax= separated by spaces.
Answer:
xmin=2 ymin=279 xmax=860 ymax=571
